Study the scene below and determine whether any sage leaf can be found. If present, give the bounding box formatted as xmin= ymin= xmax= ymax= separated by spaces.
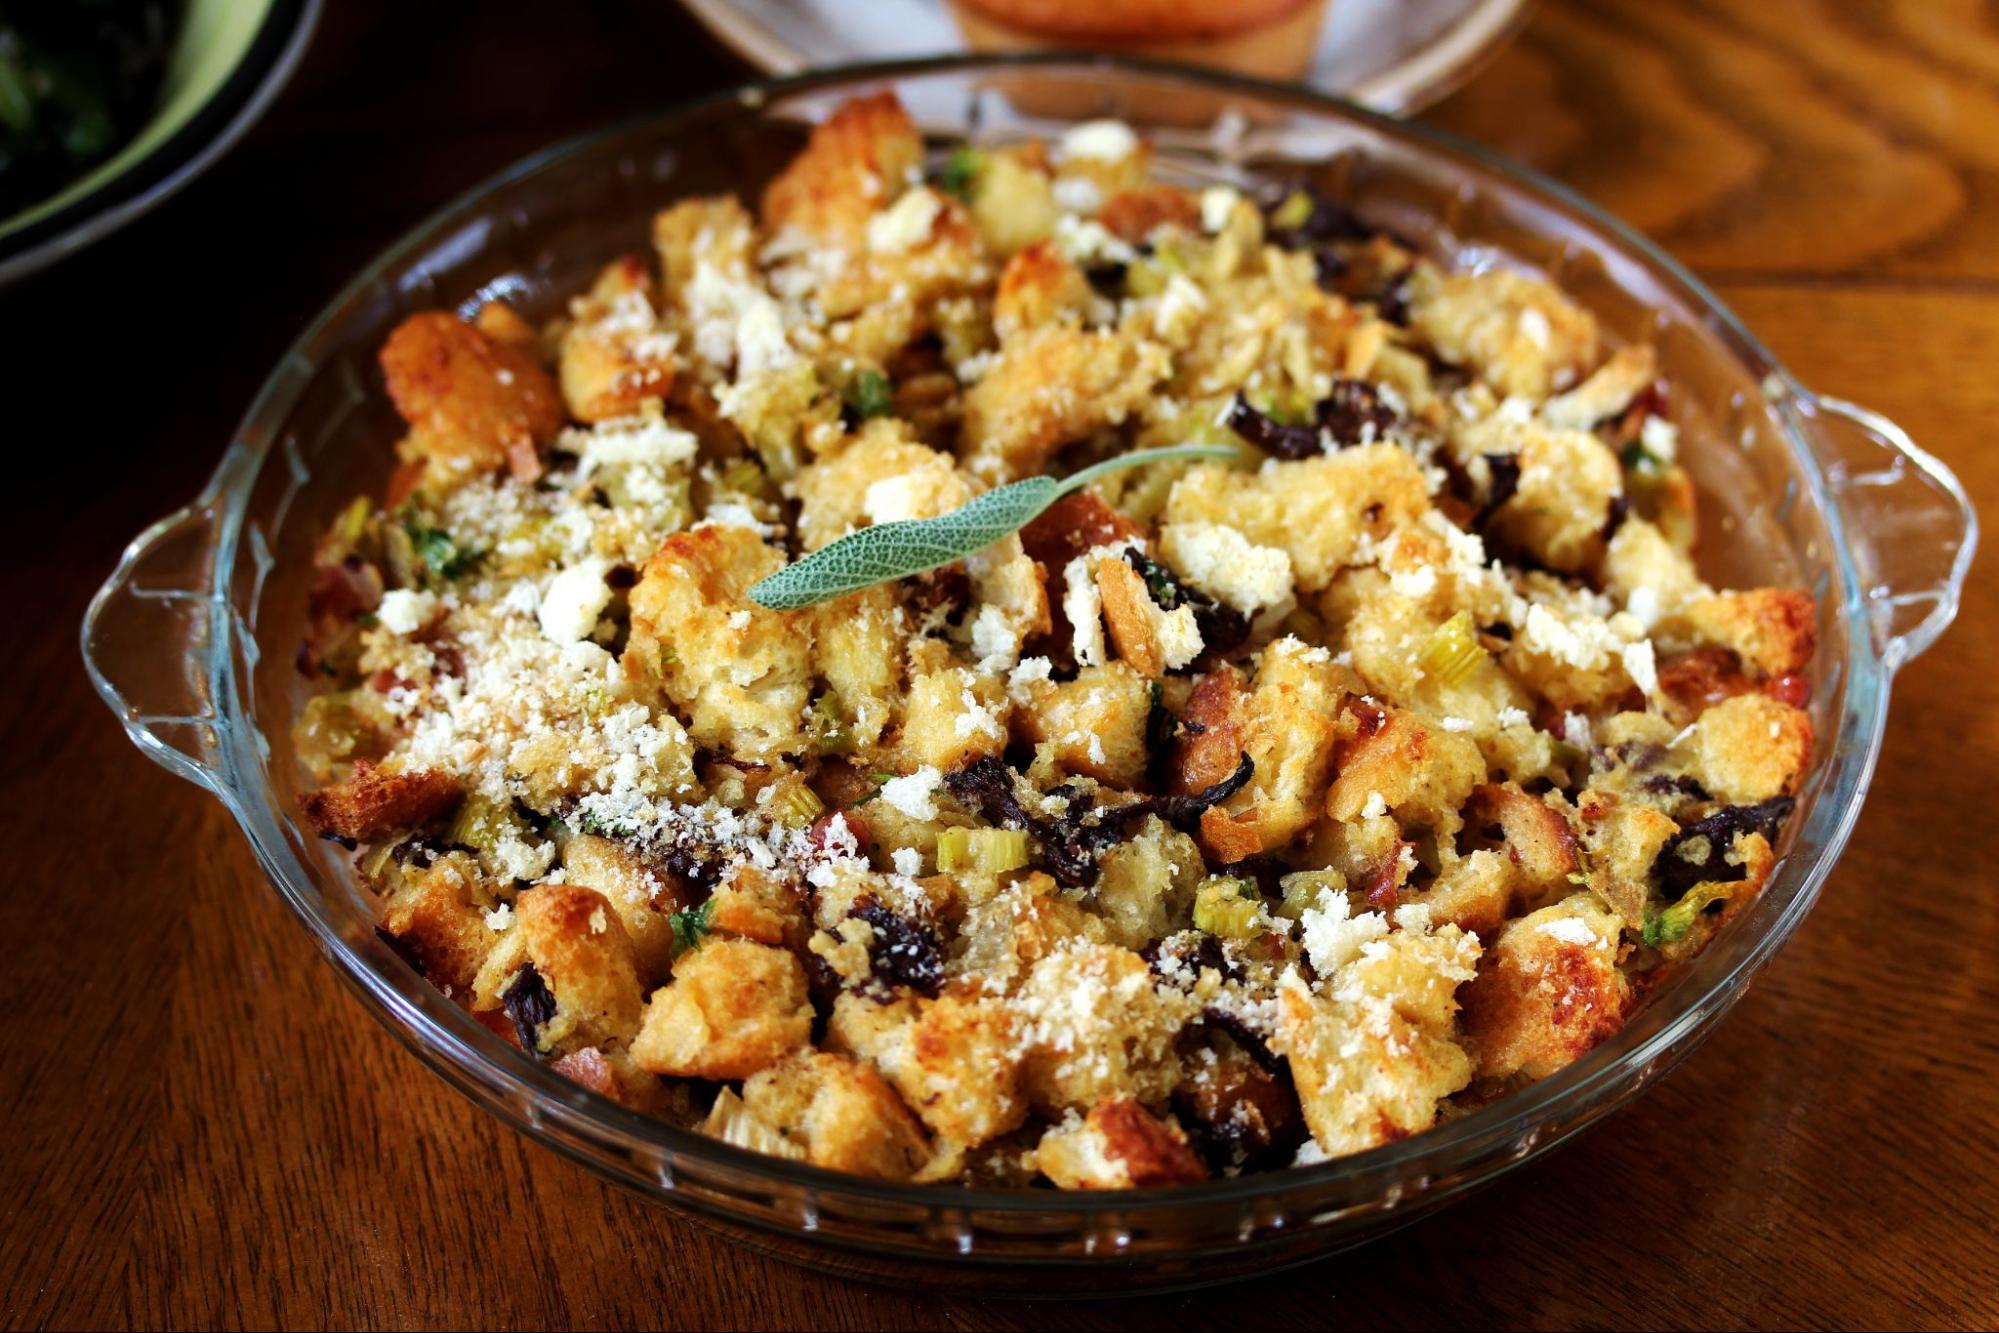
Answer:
xmin=747 ymin=444 xmax=1235 ymax=610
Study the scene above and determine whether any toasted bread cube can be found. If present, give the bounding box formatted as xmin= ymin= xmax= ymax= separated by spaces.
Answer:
xmin=1575 ymin=788 xmax=1680 ymax=930
xmin=805 ymin=583 xmax=910 ymax=753
xmin=993 ymin=240 xmax=1093 ymax=338
xmin=965 ymin=533 xmax=1052 ymax=671
xmin=300 ymin=760 xmax=463 ymax=842
xmin=740 ymin=1050 xmax=931 ymax=1180
xmin=959 ymin=325 xmax=1169 ymax=482
xmin=898 ymin=659 xmax=1009 ymax=771
xmin=1456 ymin=416 xmax=1623 ymax=574
xmin=1463 ymin=782 xmax=1583 ymax=908
xmin=1035 ymin=1096 xmax=1208 ymax=1189
xmin=548 ymin=1043 xmax=678 ymax=1115
xmin=381 ymin=310 xmax=564 ymax=486
xmin=1173 ymin=638 xmax=1346 ymax=862
xmin=1460 ymin=894 xmax=1630 ymax=1081
xmin=626 ymin=525 xmax=813 ymax=761
xmin=510 ymin=883 xmax=648 ymax=1053
xmin=1407 ymin=848 xmax=1514 ymax=941
xmin=558 ymin=254 xmax=675 ymax=423
xmin=829 ymin=988 xmax=1029 ymax=1149
xmin=376 ymin=850 xmax=496 ymax=994
xmin=1275 ymin=920 xmax=1480 ymax=1155
xmin=1014 ymin=942 xmax=1192 ymax=1115
xmin=1095 ymin=553 xmax=1203 ymax=678
xmin=1162 ymin=447 xmax=1430 ymax=592
xmin=559 ymin=834 xmax=687 ymax=982
xmin=760 ymin=90 xmax=923 ymax=251
xmin=1092 ymin=815 xmax=1204 ymax=951
xmin=1691 ymin=693 xmax=1813 ymax=803
xmin=1603 ymin=517 xmax=1705 ymax=621
xmin=704 ymin=862 xmax=808 ymax=949
xmin=1410 ymin=267 xmax=1599 ymax=400
xmin=1541 ymin=343 xmax=1656 ymax=431
xmin=631 ymin=938 xmax=813 ymax=1080
xmin=1097 ymin=185 xmax=1201 ymax=243
xmin=1684 ymin=588 xmax=1816 ymax=679
xmin=652 ymin=195 xmax=757 ymax=301
xmin=1010 ymin=661 xmax=1152 ymax=788
xmin=793 ymin=419 xmax=969 ymax=552
xmin=1327 ymin=704 xmax=1485 ymax=838
xmin=966 ymin=144 xmax=1059 ymax=257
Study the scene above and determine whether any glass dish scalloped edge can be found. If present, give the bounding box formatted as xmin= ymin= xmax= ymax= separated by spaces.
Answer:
xmin=80 ymin=55 xmax=1976 ymax=1294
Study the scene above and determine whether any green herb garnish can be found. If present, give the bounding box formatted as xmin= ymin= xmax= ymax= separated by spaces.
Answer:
xmin=940 ymin=146 xmax=984 ymax=200
xmin=670 ymin=900 xmax=714 ymax=955
xmin=747 ymin=444 xmax=1235 ymax=610
xmin=1642 ymin=882 xmax=1733 ymax=948
xmin=844 ymin=369 xmax=895 ymax=421
xmin=404 ymin=514 xmax=479 ymax=582
xmin=1620 ymin=439 xmax=1664 ymax=474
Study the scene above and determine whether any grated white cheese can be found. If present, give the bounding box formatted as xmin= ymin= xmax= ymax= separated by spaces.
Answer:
xmin=1058 ymin=119 xmax=1138 ymax=163
xmin=1537 ymin=916 xmax=1598 ymax=946
xmin=880 ymin=767 xmax=944 ymax=821
xmin=1157 ymin=521 xmax=1294 ymax=615
xmin=538 ymin=560 xmax=613 ymax=643
xmin=1051 ymin=176 xmax=1102 ymax=215
xmin=376 ymin=589 xmax=437 ymax=636
xmin=867 ymin=186 xmax=942 ymax=254
xmin=1200 ymin=185 xmax=1240 ymax=233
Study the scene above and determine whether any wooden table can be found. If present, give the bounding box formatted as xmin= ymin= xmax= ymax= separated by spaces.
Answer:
xmin=5 ymin=1 xmax=1993 ymax=1327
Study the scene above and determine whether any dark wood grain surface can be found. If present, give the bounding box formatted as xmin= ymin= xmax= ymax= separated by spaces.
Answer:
xmin=4 ymin=2 xmax=1994 ymax=1328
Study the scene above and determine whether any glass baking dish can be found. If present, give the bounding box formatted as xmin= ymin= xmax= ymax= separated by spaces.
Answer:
xmin=81 ymin=55 xmax=1975 ymax=1293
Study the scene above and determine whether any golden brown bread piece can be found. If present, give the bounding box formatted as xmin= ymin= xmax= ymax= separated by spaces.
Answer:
xmin=631 ymin=938 xmax=813 ymax=1081
xmin=299 ymin=760 xmax=463 ymax=842
xmin=1034 ymin=1096 xmax=1208 ymax=1189
xmin=380 ymin=309 xmax=563 ymax=485
xmin=759 ymin=89 xmax=923 ymax=251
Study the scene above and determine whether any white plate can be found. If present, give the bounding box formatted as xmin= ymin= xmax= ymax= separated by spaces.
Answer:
xmin=682 ymin=0 xmax=1528 ymax=114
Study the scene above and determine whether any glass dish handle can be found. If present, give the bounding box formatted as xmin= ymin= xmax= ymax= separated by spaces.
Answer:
xmin=81 ymin=499 xmax=230 ymax=797
xmin=1795 ymin=391 xmax=1978 ymax=672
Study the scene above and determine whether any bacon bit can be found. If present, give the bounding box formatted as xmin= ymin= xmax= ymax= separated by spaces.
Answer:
xmin=809 ymin=809 xmax=869 ymax=851
xmin=1764 ymin=673 xmax=1810 ymax=709
xmin=1362 ymin=857 xmax=1401 ymax=911
xmin=551 ymin=1047 xmax=620 ymax=1096
xmin=369 ymin=669 xmax=411 ymax=694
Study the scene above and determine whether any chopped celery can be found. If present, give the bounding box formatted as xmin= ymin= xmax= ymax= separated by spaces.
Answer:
xmin=1276 ymin=869 xmax=1346 ymax=922
xmin=1269 ymin=189 xmax=1314 ymax=231
xmin=1419 ymin=611 xmax=1486 ymax=688
xmin=969 ymin=828 xmax=1030 ymax=875
xmin=773 ymin=782 xmax=826 ymax=828
xmin=1193 ymin=876 xmax=1265 ymax=939
xmin=935 ymin=827 xmax=972 ymax=873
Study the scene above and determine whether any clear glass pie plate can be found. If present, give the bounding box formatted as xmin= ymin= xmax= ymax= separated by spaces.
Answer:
xmin=80 ymin=56 xmax=1975 ymax=1293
